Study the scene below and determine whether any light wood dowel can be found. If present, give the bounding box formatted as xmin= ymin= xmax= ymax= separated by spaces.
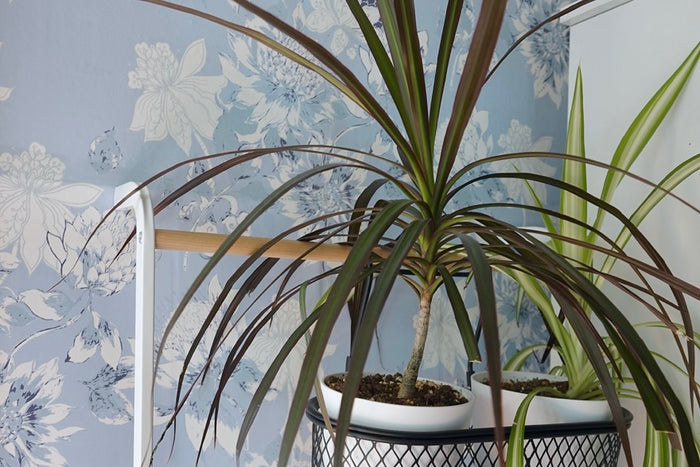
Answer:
xmin=154 ymin=229 xmax=353 ymax=262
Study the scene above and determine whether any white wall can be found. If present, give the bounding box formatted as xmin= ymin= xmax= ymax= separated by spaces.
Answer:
xmin=565 ymin=0 xmax=700 ymax=464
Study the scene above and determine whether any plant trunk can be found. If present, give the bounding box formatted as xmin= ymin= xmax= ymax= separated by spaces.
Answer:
xmin=398 ymin=287 xmax=432 ymax=399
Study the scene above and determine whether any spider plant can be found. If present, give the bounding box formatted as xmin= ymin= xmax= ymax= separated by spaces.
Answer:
xmin=111 ymin=1 xmax=700 ymax=465
xmin=503 ymin=42 xmax=700 ymax=465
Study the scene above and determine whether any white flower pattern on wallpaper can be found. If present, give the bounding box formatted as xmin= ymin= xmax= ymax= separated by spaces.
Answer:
xmin=66 ymin=311 xmax=122 ymax=368
xmin=178 ymin=193 xmax=248 ymax=234
xmin=434 ymin=109 xmax=494 ymax=179
xmin=357 ymin=28 xmax=433 ymax=99
xmin=47 ymin=206 xmax=135 ymax=296
xmin=82 ymin=354 xmax=134 ymax=425
xmin=511 ymin=0 xmax=569 ymax=107
xmin=265 ymin=150 xmax=367 ymax=232
xmin=88 ymin=128 xmax=123 ymax=174
xmin=0 ymin=143 xmax=102 ymax=273
xmin=155 ymin=276 xmax=259 ymax=456
xmin=496 ymin=118 xmax=556 ymax=204
xmin=220 ymin=21 xmax=339 ymax=146
xmin=293 ymin=0 xmax=357 ymax=58
xmin=489 ymin=274 xmax=548 ymax=372
xmin=0 ymin=289 xmax=68 ymax=331
xmin=129 ymin=39 xmax=227 ymax=153
xmin=246 ymin=294 xmax=336 ymax=396
xmin=293 ymin=0 xmax=382 ymax=64
xmin=18 ymin=289 xmax=66 ymax=321
xmin=0 ymin=358 xmax=81 ymax=466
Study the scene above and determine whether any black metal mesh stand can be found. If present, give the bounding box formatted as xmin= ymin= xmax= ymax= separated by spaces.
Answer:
xmin=306 ymin=398 xmax=631 ymax=466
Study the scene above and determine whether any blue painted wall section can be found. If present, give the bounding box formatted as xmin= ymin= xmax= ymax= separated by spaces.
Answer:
xmin=0 ymin=1 xmax=569 ymax=465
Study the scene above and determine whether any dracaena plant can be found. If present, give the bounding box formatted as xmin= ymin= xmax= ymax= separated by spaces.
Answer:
xmin=105 ymin=0 xmax=700 ymax=465
xmin=503 ymin=43 xmax=700 ymax=465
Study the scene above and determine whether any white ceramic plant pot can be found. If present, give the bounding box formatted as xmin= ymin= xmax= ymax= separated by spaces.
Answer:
xmin=313 ymin=374 xmax=475 ymax=466
xmin=469 ymin=371 xmax=615 ymax=466
xmin=319 ymin=373 xmax=475 ymax=432
xmin=469 ymin=370 xmax=612 ymax=428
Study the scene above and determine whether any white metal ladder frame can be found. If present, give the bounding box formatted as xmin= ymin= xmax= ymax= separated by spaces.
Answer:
xmin=114 ymin=182 xmax=352 ymax=467
xmin=115 ymin=182 xmax=155 ymax=467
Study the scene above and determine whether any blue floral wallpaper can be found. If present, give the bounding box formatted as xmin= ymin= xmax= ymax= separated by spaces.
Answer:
xmin=0 ymin=0 xmax=570 ymax=465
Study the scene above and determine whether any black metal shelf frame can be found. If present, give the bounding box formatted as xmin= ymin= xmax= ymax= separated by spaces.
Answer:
xmin=306 ymin=398 xmax=632 ymax=466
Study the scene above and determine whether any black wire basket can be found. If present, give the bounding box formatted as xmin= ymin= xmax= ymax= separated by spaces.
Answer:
xmin=305 ymin=398 xmax=632 ymax=467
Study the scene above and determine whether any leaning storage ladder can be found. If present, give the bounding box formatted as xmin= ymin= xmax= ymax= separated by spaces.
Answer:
xmin=115 ymin=182 xmax=354 ymax=467
xmin=115 ymin=183 xmax=155 ymax=467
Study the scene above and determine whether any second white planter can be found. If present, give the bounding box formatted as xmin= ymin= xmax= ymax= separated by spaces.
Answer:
xmin=469 ymin=370 xmax=612 ymax=428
